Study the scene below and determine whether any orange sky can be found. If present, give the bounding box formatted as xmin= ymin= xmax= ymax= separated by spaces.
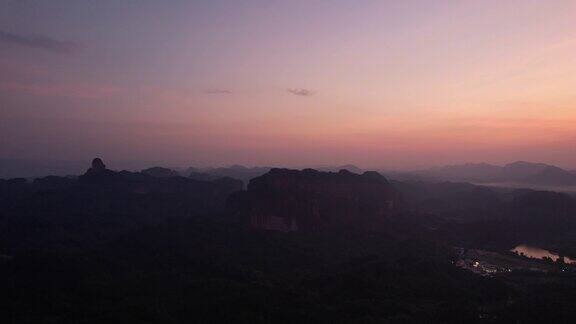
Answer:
xmin=1 ymin=1 xmax=576 ymax=169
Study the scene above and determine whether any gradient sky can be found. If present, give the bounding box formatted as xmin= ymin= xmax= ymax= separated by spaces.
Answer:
xmin=1 ymin=0 xmax=576 ymax=169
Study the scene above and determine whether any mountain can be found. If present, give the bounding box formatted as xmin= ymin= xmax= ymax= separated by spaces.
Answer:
xmin=229 ymin=168 xmax=400 ymax=231
xmin=187 ymin=170 xmax=224 ymax=182
xmin=501 ymin=161 xmax=576 ymax=186
xmin=501 ymin=161 xmax=551 ymax=181
xmin=141 ymin=166 xmax=180 ymax=178
xmin=185 ymin=165 xmax=364 ymax=186
xmin=413 ymin=161 xmax=576 ymax=187
xmin=0 ymin=157 xmax=244 ymax=251
xmin=520 ymin=165 xmax=576 ymax=186
xmin=316 ymin=164 xmax=364 ymax=174
xmin=185 ymin=165 xmax=272 ymax=184
xmin=0 ymin=158 xmax=164 ymax=179
xmin=418 ymin=163 xmax=502 ymax=182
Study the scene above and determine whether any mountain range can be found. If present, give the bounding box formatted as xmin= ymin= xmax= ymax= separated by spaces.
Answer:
xmin=411 ymin=161 xmax=576 ymax=186
xmin=185 ymin=164 xmax=364 ymax=185
xmin=4 ymin=157 xmax=576 ymax=322
xmin=2 ymin=158 xmax=575 ymax=188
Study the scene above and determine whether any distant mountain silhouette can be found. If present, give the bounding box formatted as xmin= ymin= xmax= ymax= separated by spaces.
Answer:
xmin=316 ymin=164 xmax=363 ymax=173
xmin=418 ymin=163 xmax=502 ymax=182
xmin=413 ymin=161 xmax=576 ymax=186
xmin=141 ymin=166 xmax=180 ymax=178
xmin=185 ymin=165 xmax=272 ymax=184
xmin=0 ymin=158 xmax=163 ymax=179
xmin=185 ymin=164 xmax=364 ymax=186
xmin=187 ymin=170 xmax=224 ymax=182
xmin=520 ymin=165 xmax=576 ymax=186
xmin=501 ymin=161 xmax=551 ymax=181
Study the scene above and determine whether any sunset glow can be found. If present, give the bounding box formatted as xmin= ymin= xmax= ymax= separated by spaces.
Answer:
xmin=2 ymin=0 xmax=576 ymax=168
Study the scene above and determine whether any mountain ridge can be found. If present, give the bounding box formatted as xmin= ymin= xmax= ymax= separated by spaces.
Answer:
xmin=411 ymin=161 xmax=576 ymax=186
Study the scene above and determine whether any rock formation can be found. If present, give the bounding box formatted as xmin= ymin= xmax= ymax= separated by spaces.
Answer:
xmin=230 ymin=168 xmax=401 ymax=231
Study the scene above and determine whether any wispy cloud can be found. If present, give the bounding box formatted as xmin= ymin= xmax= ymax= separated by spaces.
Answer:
xmin=0 ymin=31 xmax=80 ymax=54
xmin=287 ymin=88 xmax=315 ymax=97
xmin=204 ymin=89 xmax=232 ymax=95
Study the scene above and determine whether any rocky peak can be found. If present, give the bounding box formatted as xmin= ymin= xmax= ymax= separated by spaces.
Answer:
xmin=233 ymin=168 xmax=401 ymax=231
xmin=80 ymin=157 xmax=116 ymax=182
xmin=91 ymin=158 xmax=106 ymax=171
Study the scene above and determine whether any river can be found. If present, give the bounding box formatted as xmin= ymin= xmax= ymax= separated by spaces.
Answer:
xmin=511 ymin=244 xmax=576 ymax=264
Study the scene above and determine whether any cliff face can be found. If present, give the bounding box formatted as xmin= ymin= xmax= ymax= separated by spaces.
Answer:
xmin=230 ymin=168 xmax=401 ymax=231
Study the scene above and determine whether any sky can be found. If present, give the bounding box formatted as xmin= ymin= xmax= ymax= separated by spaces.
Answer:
xmin=1 ymin=0 xmax=576 ymax=169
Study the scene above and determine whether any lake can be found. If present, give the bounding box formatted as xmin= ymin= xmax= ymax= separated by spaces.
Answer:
xmin=511 ymin=244 xmax=576 ymax=264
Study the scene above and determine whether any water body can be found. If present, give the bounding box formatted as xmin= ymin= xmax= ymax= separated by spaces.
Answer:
xmin=511 ymin=244 xmax=576 ymax=264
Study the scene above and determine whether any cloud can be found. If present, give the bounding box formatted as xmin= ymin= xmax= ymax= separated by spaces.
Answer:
xmin=287 ymin=88 xmax=315 ymax=97
xmin=204 ymin=89 xmax=232 ymax=95
xmin=0 ymin=31 xmax=80 ymax=54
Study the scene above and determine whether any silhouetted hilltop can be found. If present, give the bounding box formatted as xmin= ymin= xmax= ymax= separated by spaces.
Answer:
xmin=0 ymin=158 xmax=243 ymax=252
xmin=0 ymin=158 xmax=161 ymax=179
xmin=141 ymin=166 xmax=180 ymax=178
xmin=80 ymin=157 xmax=117 ymax=182
xmin=185 ymin=165 xmax=364 ymax=187
xmin=317 ymin=164 xmax=364 ymax=174
xmin=229 ymin=168 xmax=401 ymax=231
xmin=419 ymin=163 xmax=502 ymax=182
xmin=185 ymin=165 xmax=272 ymax=184
xmin=412 ymin=161 xmax=576 ymax=187
xmin=521 ymin=165 xmax=576 ymax=186
xmin=206 ymin=165 xmax=272 ymax=183
xmin=185 ymin=167 xmax=226 ymax=182
xmin=502 ymin=161 xmax=551 ymax=180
